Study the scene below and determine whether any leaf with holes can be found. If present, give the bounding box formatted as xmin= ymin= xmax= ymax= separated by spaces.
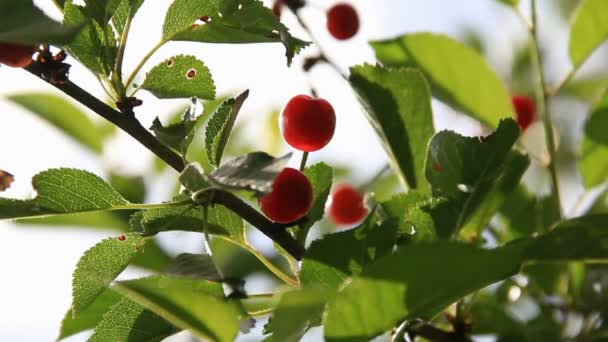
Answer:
xmin=0 ymin=1 xmax=81 ymax=45
xmin=569 ymin=0 xmax=608 ymax=68
xmin=89 ymin=296 xmax=178 ymax=342
xmin=207 ymin=152 xmax=291 ymax=195
xmin=0 ymin=168 xmax=129 ymax=220
xmin=114 ymin=275 xmax=240 ymax=342
xmin=205 ymin=91 xmax=249 ymax=167
xmin=71 ymin=233 xmax=148 ymax=315
xmin=349 ymin=65 xmax=434 ymax=190
xmin=162 ymin=0 xmax=309 ymax=66
xmin=424 ymin=119 xmax=520 ymax=237
xmin=372 ymin=33 xmax=513 ymax=127
xmin=142 ymin=55 xmax=216 ymax=99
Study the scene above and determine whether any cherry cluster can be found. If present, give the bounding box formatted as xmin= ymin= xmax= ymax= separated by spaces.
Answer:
xmin=259 ymin=95 xmax=368 ymax=226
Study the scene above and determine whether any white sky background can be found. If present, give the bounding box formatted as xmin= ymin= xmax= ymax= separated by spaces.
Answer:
xmin=0 ymin=0 xmax=598 ymax=340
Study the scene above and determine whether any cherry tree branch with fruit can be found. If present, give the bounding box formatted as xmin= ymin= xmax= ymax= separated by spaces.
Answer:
xmin=1 ymin=0 xmax=608 ymax=341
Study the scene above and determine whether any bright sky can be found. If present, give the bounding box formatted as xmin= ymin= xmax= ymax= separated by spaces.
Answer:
xmin=0 ymin=0 xmax=588 ymax=340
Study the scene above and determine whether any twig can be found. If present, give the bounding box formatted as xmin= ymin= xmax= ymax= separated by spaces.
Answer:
xmin=24 ymin=61 xmax=306 ymax=260
xmin=528 ymin=0 xmax=563 ymax=219
xmin=404 ymin=320 xmax=470 ymax=342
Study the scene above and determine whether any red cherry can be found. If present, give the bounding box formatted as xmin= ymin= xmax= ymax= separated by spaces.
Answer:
xmin=329 ymin=184 xmax=368 ymax=226
xmin=0 ymin=43 xmax=35 ymax=68
xmin=282 ymin=95 xmax=336 ymax=152
xmin=272 ymin=0 xmax=283 ymax=17
xmin=259 ymin=168 xmax=313 ymax=223
xmin=118 ymin=235 xmax=127 ymax=241
xmin=512 ymin=95 xmax=537 ymax=131
xmin=327 ymin=3 xmax=359 ymax=40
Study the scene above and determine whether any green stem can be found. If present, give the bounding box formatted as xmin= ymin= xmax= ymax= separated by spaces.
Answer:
xmin=114 ymin=2 xmax=136 ymax=98
xmin=125 ymin=40 xmax=167 ymax=90
xmin=360 ymin=163 xmax=390 ymax=192
xmin=299 ymin=151 xmax=309 ymax=171
xmin=112 ymin=199 xmax=193 ymax=210
xmin=529 ymin=0 xmax=563 ymax=219
xmin=548 ymin=68 xmax=577 ymax=97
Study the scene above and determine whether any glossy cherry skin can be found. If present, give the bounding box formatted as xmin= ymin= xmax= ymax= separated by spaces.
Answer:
xmin=260 ymin=167 xmax=313 ymax=224
xmin=282 ymin=95 xmax=336 ymax=152
xmin=0 ymin=43 xmax=35 ymax=68
xmin=512 ymin=94 xmax=537 ymax=131
xmin=327 ymin=3 xmax=359 ymax=40
xmin=329 ymin=184 xmax=368 ymax=226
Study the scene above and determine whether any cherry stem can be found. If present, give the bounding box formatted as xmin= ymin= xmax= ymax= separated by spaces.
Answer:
xmin=360 ymin=163 xmax=390 ymax=192
xmin=299 ymin=151 xmax=309 ymax=171
xmin=24 ymin=61 xmax=306 ymax=260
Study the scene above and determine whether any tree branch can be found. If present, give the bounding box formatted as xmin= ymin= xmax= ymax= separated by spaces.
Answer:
xmin=24 ymin=60 xmax=306 ymax=260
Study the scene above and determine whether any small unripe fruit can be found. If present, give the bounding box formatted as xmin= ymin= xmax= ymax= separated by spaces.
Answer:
xmin=0 ymin=43 xmax=36 ymax=68
xmin=260 ymin=167 xmax=313 ymax=223
xmin=329 ymin=184 xmax=368 ymax=226
xmin=282 ymin=95 xmax=336 ymax=152
xmin=512 ymin=94 xmax=536 ymax=131
xmin=327 ymin=3 xmax=359 ymax=40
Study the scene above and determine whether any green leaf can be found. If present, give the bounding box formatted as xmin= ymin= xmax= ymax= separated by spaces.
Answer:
xmin=560 ymin=75 xmax=608 ymax=101
xmin=498 ymin=187 xmax=558 ymax=240
xmin=323 ymin=241 xmax=526 ymax=342
xmin=0 ymin=1 xmax=80 ymax=45
xmin=109 ymin=173 xmax=146 ymax=204
xmin=64 ymin=0 xmax=117 ymax=76
xmin=59 ymin=289 xmax=122 ymax=340
xmin=112 ymin=0 xmax=145 ymax=36
xmin=7 ymin=92 xmax=112 ymax=153
xmin=84 ymin=0 xmax=123 ymax=24
xmin=150 ymin=116 xmax=195 ymax=152
xmin=142 ymin=55 xmax=216 ymax=99
xmin=294 ymin=163 xmax=333 ymax=242
xmin=90 ymin=296 xmax=178 ymax=342
xmin=569 ymin=0 xmax=608 ymax=68
xmin=162 ymin=0 xmax=309 ymax=66
xmin=349 ymin=65 xmax=434 ymax=190
xmin=580 ymin=95 xmax=608 ymax=188
xmin=165 ymin=253 xmax=221 ymax=280
xmin=372 ymin=33 xmax=513 ymax=127
xmin=207 ymin=152 xmax=291 ymax=195
xmin=72 ymin=233 xmax=147 ymax=315
xmin=0 ymin=168 xmax=128 ymax=220
xmin=300 ymin=216 xmax=397 ymax=290
xmin=323 ymin=215 xmax=608 ymax=341
xmin=205 ymin=91 xmax=249 ymax=167
xmin=114 ymin=275 xmax=241 ymax=342
xmin=268 ymin=289 xmax=330 ymax=341
xmin=379 ymin=192 xmax=444 ymax=242
xmin=460 ymin=150 xmax=530 ymax=239
xmin=179 ymin=163 xmax=209 ymax=192
xmin=424 ymin=119 xmax=520 ymax=237
xmin=497 ymin=0 xmax=520 ymax=6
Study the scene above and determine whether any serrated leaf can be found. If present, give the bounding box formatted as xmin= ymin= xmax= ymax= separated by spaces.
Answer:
xmin=59 ymin=289 xmax=122 ymax=340
xmin=0 ymin=1 xmax=80 ymax=45
xmin=64 ymin=0 xmax=117 ymax=76
xmin=323 ymin=215 xmax=608 ymax=341
xmin=150 ymin=116 xmax=196 ymax=152
xmin=0 ymin=168 xmax=128 ymax=220
xmin=349 ymin=65 xmax=434 ymax=190
xmin=569 ymin=0 xmax=608 ymax=68
xmin=580 ymin=94 xmax=608 ymax=188
xmin=113 ymin=275 xmax=240 ymax=342
xmin=112 ymin=0 xmax=145 ymax=36
xmin=165 ymin=253 xmax=221 ymax=280
xmin=72 ymin=233 xmax=147 ymax=315
xmin=179 ymin=163 xmax=209 ymax=192
xmin=162 ymin=0 xmax=308 ymax=66
xmin=379 ymin=192 xmax=444 ymax=243
xmin=372 ymin=33 xmax=513 ymax=127
xmin=142 ymin=55 xmax=216 ymax=99
xmin=89 ymin=296 xmax=178 ymax=342
xmin=84 ymin=0 xmax=123 ymax=24
xmin=293 ymin=163 xmax=333 ymax=242
xmin=207 ymin=152 xmax=291 ymax=195
xmin=268 ymin=289 xmax=329 ymax=342
xmin=499 ymin=186 xmax=559 ymax=241
xmin=205 ymin=91 xmax=249 ymax=167
xmin=300 ymin=216 xmax=397 ymax=290
xmin=7 ymin=92 xmax=112 ymax=153
xmin=424 ymin=119 xmax=520 ymax=237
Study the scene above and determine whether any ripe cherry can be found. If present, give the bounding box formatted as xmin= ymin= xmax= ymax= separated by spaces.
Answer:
xmin=0 ymin=43 xmax=36 ymax=68
xmin=282 ymin=95 xmax=336 ymax=152
xmin=259 ymin=167 xmax=313 ymax=223
xmin=512 ymin=94 xmax=537 ymax=131
xmin=327 ymin=3 xmax=359 ymax=40
xmin=329 ymin=184 xmax=368 ymax=226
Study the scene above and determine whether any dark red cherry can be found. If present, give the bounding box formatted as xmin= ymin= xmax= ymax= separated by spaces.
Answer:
xmin=282 ymin=95 xmax=336 ymax=152
xmin=327 ymin=3 xmax=359 ymax=40
xmin=0 ymin=43 xmax=36 ymax=68
xmin=259 ymin=168 xmax=313 ymax=223
xmin=329 ymin=184 xmax=368 ymax=226
xmin=512 ymin=94 xmax=537 ymax=131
